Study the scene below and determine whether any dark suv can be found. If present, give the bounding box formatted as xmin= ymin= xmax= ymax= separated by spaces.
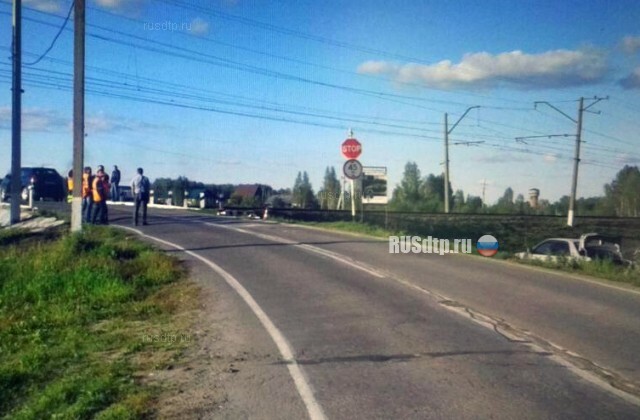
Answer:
xmin=0 ymin=167 xmax=66 ymax=202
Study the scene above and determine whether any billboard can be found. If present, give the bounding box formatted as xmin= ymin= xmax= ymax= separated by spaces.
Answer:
xmin=362 ymin=166 xmax=388 ymax=204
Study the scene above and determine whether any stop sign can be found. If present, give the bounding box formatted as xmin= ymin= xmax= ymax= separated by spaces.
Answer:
xmin=341 ymin=138 xmax=362 ymax=159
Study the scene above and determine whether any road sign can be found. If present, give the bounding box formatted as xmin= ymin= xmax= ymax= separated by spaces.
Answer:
xmin=341 ymin=138 xmax=362 ymax=159
xmin=362 ymin=166 xmax=388 ymax=204
xmin=343 ymin=159 xmax=363 ymax=179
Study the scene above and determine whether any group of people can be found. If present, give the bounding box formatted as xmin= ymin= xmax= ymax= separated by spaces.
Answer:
xmin=67 ymin=165 xmax=151 ymax=226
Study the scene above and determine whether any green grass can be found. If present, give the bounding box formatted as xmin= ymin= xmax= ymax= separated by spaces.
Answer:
xmin=276 ymin=218 xmax=640 ymax=286
xmin=282 ymin=219 xmax=404 ymax=239
xmin=0 ymin=226 xmax=195 ymax=419
xmin=516 ymin=257 xmax=640 ymax=287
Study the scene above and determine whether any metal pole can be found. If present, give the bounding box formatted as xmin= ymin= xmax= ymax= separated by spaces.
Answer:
xmin=350 ymin=179 xmax=355 ymax=221
xmin=10 ymin=0 xmax=22 ymax=225
xmin=444 ymin=113 xmax=450 ymax=213
xmin=71 ymin=0 xmax=85 ymax=232
xmin=567 ymin=97 xmax=584 ymax=227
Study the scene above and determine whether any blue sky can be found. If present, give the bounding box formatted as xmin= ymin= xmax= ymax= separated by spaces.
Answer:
xmin=1 ymin=0 xmax=639 ymax=204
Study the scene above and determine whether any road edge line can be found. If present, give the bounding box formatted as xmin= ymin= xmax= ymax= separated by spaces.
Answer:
xmin=115 ymin=225 xmax=327 ymax=420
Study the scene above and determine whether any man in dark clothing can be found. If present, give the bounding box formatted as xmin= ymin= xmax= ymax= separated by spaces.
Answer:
xmin=92 ymin=169 xmax=109 ymax=225
xmin=131 ymin=167 xmax=150 ymax=226
xmin=111 ymin=165 xmax=121 ymax=202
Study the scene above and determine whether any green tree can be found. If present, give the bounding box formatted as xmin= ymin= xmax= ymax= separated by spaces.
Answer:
xmin=318 ymin=166 xmax=341 ymax=209
xmin=292 ymin=171 xmax=318 ymax=208
xmin=604 ymin=165 xmax=640 ymax=217
xmin=390 ymin=162 xmax=423 ymax=211
xmin=493 ymin=187 xmax=515 ymax=214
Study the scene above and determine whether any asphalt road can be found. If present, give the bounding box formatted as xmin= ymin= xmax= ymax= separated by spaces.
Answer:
xmin=35 ymin=203 xmax=640 ymax=418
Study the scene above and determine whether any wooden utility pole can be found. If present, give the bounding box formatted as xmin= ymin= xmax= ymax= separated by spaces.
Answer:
xmin=71 ymin=0 xmax=85 ymax=232
xmin=10 ymin=0 xmax=22 ymax=225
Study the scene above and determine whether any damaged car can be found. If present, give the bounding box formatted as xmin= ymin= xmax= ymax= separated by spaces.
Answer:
xmin=515 ymin=233 xmax=632 ymax=267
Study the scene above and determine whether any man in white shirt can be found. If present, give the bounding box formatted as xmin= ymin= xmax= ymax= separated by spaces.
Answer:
xmin=131 ymin=167 xmax=150 ymax=226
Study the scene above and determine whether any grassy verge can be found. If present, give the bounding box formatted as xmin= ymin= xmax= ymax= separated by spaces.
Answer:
xmin=278 ymin=219 xmax=404 ymax=239
xmin=515 ymin=257 xmax=640 ymax=287
xmin=0 ymin=226 xmax=196 ymax=419
xmin=274 ymin=218 xmax=639 ymax=286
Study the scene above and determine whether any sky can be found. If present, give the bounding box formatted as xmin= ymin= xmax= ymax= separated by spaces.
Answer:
xmin=0 ymin=0 xmax=639 ymax=204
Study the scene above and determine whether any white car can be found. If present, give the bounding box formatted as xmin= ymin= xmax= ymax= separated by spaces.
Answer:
xmin=515 ymin=233 xmax=630 ymax=266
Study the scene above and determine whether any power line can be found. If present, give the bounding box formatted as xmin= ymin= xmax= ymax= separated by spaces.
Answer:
xmin=2 ymin=1 xmax=538 ymax=108
xmin=23 ymin=0 xmax=74 ymax=66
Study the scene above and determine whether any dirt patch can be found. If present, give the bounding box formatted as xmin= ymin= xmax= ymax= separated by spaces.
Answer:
xmin=145 ymin=255 xmax=304 ymax=419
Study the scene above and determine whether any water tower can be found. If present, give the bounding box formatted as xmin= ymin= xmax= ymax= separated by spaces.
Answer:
xmin=528 ymin=188 xmax=540 ymax=208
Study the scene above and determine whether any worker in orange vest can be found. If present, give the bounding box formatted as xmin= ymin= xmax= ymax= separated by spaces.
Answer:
xmin=91 ymin=169 xmax=109 ymax=224
xmin=66 ymin=169 xmax=73 ymax=203
xmin=82 ymin=167 xmax=94 ymax=223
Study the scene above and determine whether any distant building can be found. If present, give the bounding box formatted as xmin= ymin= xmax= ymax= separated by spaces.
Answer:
xmin=529 ymin=188 xmax=540 ymax=208
xmin=232 ymin=184 xmax=272 ymax=204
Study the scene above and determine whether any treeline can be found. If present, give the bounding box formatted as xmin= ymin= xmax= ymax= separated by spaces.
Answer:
xmin=390 ymin=162 xmax=640 ymax=217
xmin=154 ymin=163 xmax=639 ymax=217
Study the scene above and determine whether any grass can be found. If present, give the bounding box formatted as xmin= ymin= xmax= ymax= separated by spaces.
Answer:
xmin=516 ymin=256 xmax=640 ymax=287
xmin=0 ymin=226 xmax=196 ymax=419
xmin=274 ymin=218 xmax=640 ymax=286
xmin=281 ymin=219 xmax=404 ymax=239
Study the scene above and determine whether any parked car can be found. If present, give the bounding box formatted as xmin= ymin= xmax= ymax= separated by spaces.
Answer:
xmin=0 ymin=167 xmax=66 ymax=202
xmin=515 ymin=233 xmax=632 ymax=266
xmin=118 ymin=186 xmax=134 ymax=202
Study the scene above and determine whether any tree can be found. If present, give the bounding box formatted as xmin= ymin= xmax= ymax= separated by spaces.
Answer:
xmin=318 ymin=166 xmax=341 ymax=209
xmin=292 ymin=171 xmax=318 ymax=208
xmin=603 ymin=165 xmax=640 ymax=217
xmin=465 ymin=195 xmax=483 ymax=213
xmin=390 ymin=162 xmax=423 ymax=211
xmin=493 ymin=187 xmax=515 ymax=214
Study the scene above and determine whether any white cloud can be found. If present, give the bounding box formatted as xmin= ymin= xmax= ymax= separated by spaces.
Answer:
xmin=0 ymin=107 xmax=66 ymax=131
xmin=621 ymin=35 xmax=640 ymax=55
xmin=0 ymin=107 xmax=166 ymax=134
xmin=93 ymin=0 xmax=147 ymax=17
xmin=543 ymin=153 xmax=558 ymax=163
xmin=84 ymin=113 xmax=166 ymax=134
xmin=189 ymin=18 xmax=210 ymax=36
xmin=473 ymin=153 xmax=530 ymax=164
xmin=615 ymin=153 xmax=640 ymax=165
xmin=619 ymin=66 xmax=640 ymax=89
xmin=24 ymin=0 xmax=62 ymax=13
xmin=357 ymin=48 xmax=608 ymax=90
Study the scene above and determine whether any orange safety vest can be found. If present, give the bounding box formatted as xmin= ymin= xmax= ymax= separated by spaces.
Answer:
xmin=82 ymin=173 xmax=93 ymax=198
xmin=92 ymin=176 xmax=109 ymax=202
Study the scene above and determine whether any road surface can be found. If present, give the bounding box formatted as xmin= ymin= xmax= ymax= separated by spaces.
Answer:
xmin=41 ymin=203 xmax=640 ymax=418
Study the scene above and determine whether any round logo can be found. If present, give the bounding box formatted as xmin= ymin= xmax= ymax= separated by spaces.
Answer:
xmin=477 ymin=235 xmax=498 ymax=257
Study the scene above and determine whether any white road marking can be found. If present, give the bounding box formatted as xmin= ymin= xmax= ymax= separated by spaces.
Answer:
xmin=191 ymin=218 xmax=640 ymax=407
xmin=209 ymin=222 xmax=385 ymax=279
xmin=116 ymin=225 xmax=327 ymax=420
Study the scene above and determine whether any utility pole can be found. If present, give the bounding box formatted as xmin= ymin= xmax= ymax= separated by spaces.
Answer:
xmin=10 ymin=0 xmax=22 ymax=225
xmin=568 ymin=98 xmax=584 ymax=228
xmin=481 ymin=179 xmax=487 ymax=208
xmin=443 ymin=106 xmax=479 ymax=213
xmin=71 ymin=0 xmax=85 ymax=232
xmin=534 ymin=96 xmax=607 ymax=226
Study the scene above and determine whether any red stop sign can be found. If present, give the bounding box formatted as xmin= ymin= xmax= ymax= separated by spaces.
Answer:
xmin=341 ymin=138 xmax=362 ymax=159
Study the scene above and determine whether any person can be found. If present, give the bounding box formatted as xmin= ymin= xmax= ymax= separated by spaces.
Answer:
xmin=131 ymin=167 xmax=150 ymax=226
xmin=111 ymin=165 xmax=121 ymax=202
xmin=91 ymin=169 xmax=109 ymax=224
xmin=66 ymin=169 xmax=73 ymax=203
xmin=96 ymin=165 xmax=110 ymax=223
xmin=81 ymin=167 xmax=94 ymax=223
